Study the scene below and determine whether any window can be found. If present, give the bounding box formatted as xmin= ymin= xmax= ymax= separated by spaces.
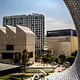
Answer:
xmin=35 ymin=16 xmax=38 ymax=19
xmin=26 ymin=16 xmax=28 ymax=19
xmin=6 ymin=19 xmax=8 ymax=23
xmin=20 ymin=17 xmax=23 ymax=20
xmin=2 ymin=53 xmax=13 ymax=59
xmin=31 ymin=24 xmax=34 ymax=26
xmin=6 ymin=45 xmax=14 ymax=50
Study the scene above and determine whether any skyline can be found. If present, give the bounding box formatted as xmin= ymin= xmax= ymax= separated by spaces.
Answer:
xmin=0 ymin=0 xmax=75 ymax=32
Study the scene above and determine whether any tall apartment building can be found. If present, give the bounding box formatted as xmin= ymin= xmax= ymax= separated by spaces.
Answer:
xmin=3 ymin=13 xmax=45 ymax=53
xmin=46 ymin=29 xmax=78 ymax=56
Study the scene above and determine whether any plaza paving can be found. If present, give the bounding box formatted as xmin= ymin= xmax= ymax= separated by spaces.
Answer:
xmin=29 ymin=62 xmax=53 ymax=67
xmin=26 ymin=63 xmax=66 ymax=80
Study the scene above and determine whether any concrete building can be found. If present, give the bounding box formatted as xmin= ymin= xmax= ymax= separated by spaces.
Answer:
xmin=0 ymin=25 xmax=35 ymax=64
xmin=3 ymin=13 xmax=45 ymax=54
xmin=46 ymin=29 xmax=78 ymax=56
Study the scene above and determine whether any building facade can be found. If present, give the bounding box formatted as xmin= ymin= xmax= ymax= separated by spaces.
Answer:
xmin=46 ymin=29 xmax=78 ymax=56
xmin=0 ymin=25 xmax=35 ymax=64
xmin=3 ymin=13 xmax=45 ymax=53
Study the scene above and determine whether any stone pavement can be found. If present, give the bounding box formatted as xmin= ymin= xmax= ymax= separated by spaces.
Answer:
xmin=26 ymin=76 xmax=47 ymax=80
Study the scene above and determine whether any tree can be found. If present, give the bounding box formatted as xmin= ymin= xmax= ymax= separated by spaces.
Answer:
xmin=42 ymin=53 xmax=52 ymax=63
xmin=13 ymin=54 xmax=21 ymax=64
xmin=51 ymin=56 xmax=59 ymax=63
xmin=22 ymin=49 xmax=29 ymax=68
xmin=42 ymin=54 xmax=48 ymax=63
xmin=59 ymin=54 xmax=66 ymax=64
xmin=66 ymin=56 xmax=75 ymax=65
xmin=71 ymin=50 xmax=77 ymax=57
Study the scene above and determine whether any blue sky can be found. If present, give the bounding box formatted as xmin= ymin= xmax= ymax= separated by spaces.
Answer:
xmin=0 ymin=0 xmax=75 ymax=31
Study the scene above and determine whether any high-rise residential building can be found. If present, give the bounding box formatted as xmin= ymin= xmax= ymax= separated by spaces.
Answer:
xmin=3 ymin=13 xmax=45 ymax=53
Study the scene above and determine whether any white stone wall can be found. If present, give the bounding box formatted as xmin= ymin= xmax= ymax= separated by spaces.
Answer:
xmin=0 ymin=25 xmax=35 ymax=64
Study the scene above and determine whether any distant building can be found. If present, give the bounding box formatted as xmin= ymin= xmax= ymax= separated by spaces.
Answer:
xmin=3 ymin=13 xmax=45 ymax=53
xmin=46 ymin=29 xmax=78 ymax=56
xmin=0 ymin=25 xmax=35 ymax=64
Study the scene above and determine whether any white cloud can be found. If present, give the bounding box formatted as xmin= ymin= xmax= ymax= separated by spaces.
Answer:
xmin=45 ymin=17 xmax=75 ymax=34
xmin=46 ymin=17 xmax=55 ymax=22
xmin=36 ymin=0 xmax=57 ymax=9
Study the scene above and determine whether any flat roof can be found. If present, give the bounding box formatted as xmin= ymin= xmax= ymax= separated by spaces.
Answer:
xmin=3 ymin=13 xmax=44 ymax=18
xmin=47 ymin=29 xmax=77 ymax=37
xmin=0 ymin=63 xmax=22 ymax=76
xmin=0 ymin=63 xmax=20 ymax=71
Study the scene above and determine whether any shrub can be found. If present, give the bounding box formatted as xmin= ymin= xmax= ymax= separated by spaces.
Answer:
xmin=66 ymin=56 xmax=75 ymax=65
xmin=46 ymin=73 xmax=49 ymax=76
xmin=51 ymin=56 xmax=59 ymax=63
xmin=71 ymin=50 xmax=77 ymax=57
xmin=42 ymin=53 xmax=52 ymax=63
xmin=42 ymin=55 xmax=48 ymax=63
xmin=59 ymin=54 xmax=66 ymax=64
